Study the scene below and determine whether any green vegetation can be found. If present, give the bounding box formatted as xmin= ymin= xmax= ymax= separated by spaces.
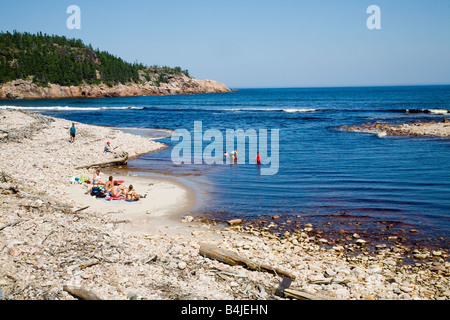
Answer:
xmin=0 ymin=31 xmax=190 ymax=87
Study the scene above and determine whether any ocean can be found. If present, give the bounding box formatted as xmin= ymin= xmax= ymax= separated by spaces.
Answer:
xmin=2 ymin=86 xmax=450 ymax=248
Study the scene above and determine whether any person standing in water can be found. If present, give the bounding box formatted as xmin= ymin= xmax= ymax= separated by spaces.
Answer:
xmin=256 ymin=152 xmax=261 ymax=165
xmin=230 ymin=149 xmax=238 ymax=163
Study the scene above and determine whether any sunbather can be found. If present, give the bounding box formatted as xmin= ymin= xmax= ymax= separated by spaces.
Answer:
xmin=110 ymin=181 xmax=124 ymax=198
xmin=92 ymin=169 xmax=105 ymax=185
xmin=125 ymin=185 xmax=140 ymax=201
xmin=105 ymin=176 xmax=125 ymax=193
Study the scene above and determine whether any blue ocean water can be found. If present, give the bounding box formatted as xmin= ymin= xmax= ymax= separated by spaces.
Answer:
xmin=3 ymin=86 xmax=450 ymax=248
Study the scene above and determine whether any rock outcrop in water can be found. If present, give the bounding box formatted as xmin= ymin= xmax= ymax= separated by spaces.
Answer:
xmin=0 ymin=74 xmax=231 ymax=100
xmin=340 ymin=119 xmax=450 ymax=138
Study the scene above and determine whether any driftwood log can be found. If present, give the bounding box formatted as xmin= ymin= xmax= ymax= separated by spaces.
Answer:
xmin=199 ymin=243 xmax=296 ymax=280
xmin=63 ymin=285 xmax=102 ymax=300
xmin=75 ymin=152 xmax=128 ymax=170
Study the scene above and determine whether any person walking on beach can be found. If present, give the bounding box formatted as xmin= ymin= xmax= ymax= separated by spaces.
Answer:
xmin=69 ymin=123 xmax=76 ymax=143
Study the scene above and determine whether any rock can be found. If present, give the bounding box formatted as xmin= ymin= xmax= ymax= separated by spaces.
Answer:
xmin=400 ymin=285 xmax=414 ymax=293
xmin=413 ymin=253 xmax=428 ymax=260
xmin=227 ymin=219 xmax=242 ymax=226
xmin=325 ymin=268 xmax=336 ymax=277
xmin=430 ymin=265 xmax=446 ymax=272
xmin=178 ymin=261 xmax=187 ymax=270
xmin=127 ymin=292 xmax=137 ymax=300
xmin=8 ymin=246 xmax=20 ymax=257
xmin=367 ymin=265 xmax=382 ymax=274
xmin=182 ymin=215 xmax=194 ymax=223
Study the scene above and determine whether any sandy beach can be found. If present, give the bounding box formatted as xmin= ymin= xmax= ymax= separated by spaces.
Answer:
xmin=1 ymin=109 xmax=449 ymax=300
xmin=63 ymin=171 xmax=198 ymax=237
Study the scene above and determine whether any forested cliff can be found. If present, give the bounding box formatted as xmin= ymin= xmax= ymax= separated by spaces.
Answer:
xmin=0 ymin=31 xmax=230 ymax=100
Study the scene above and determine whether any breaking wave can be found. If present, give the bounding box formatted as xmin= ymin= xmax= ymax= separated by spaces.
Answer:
xmin=0 ymin=105 xmax=146 ymax=111
xmin=222 ymin=108 xmax=319 ymax=113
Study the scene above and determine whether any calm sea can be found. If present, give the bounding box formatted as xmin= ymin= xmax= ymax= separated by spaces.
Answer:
xmin=3 ymin=86 xmax=450 ymax=248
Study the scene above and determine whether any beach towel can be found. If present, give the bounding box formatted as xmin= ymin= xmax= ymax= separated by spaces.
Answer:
xmin=106 ymin=196 xmax=126 ymax=201
xmin=68 ymin=176 xmax=90 ymax=184
xmin=85 ymin=180 xmax=124 ymax=185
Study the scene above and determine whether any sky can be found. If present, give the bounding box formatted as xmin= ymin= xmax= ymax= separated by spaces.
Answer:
xmin=1 ymin=0 xmax=449 ymax=88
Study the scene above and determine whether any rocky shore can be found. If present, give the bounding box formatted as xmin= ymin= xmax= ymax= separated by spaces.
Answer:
xmin=0 ymin=73 xmax=231 ymax=100
xmin=0 ymin=110 xmax=449 ymax=300
xmin=340 ymin=119 xmax=450 ymax=138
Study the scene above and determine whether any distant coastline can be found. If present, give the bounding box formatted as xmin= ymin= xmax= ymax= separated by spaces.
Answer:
xmin=0 ymin=31 xmax=231 ymax=100
xmin=0 ymin=75 xmax=231 ymax=100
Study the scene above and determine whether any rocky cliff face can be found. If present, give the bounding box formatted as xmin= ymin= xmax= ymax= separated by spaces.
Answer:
xmin=0 ymin=74 xmax=230 ymax=100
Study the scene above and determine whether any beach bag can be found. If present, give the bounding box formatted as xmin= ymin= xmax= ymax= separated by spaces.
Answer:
xmin=91 ymin=186 xmax=107 ymax=198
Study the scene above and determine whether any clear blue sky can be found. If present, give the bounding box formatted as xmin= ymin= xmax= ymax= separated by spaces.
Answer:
xmin=1 ymin=0 xmax=449 ymax=88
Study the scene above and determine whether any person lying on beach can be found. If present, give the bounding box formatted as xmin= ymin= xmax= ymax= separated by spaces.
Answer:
xmin=110 ymin=181 xmax=124 ymax=198
xmin=105 ymin=176 xmax=125 ymax=193
xmin=92 ymin=169 xmax=105 ymax=185
xmin=125 ymin=185 xmax=141 ymax=201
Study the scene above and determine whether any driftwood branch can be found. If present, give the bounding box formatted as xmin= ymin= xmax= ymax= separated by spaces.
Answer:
xmin=75 ymin=152 xmax=128 ymax=170
xmin=71 ymin=206 xmax=90 ymax=214
xmin=199 ymin=243 xmax=296 ymax=280
xmin=79 ymin=259 xmax=100 ymax=270
xmin=63 ymin=285 xmax=102 ymax=300
xmin=274 ymin=278 xmax=339 ymax=300
xmin=283 ymin=288 xmax=339 ymax=300
xmin=0 ymin=219 xmax=26 ymax=232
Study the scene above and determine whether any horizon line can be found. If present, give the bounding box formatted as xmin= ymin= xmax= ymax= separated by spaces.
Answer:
xmin=228 ymin=84 xmax=450 ymax=90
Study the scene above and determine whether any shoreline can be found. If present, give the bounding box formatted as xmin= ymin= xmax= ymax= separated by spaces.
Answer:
xmin=1 ymin=109 xmax=449 ymax=300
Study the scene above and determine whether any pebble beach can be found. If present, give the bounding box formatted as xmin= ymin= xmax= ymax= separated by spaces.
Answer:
xmin=0 ymin=109 xmax=449 ymax=301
